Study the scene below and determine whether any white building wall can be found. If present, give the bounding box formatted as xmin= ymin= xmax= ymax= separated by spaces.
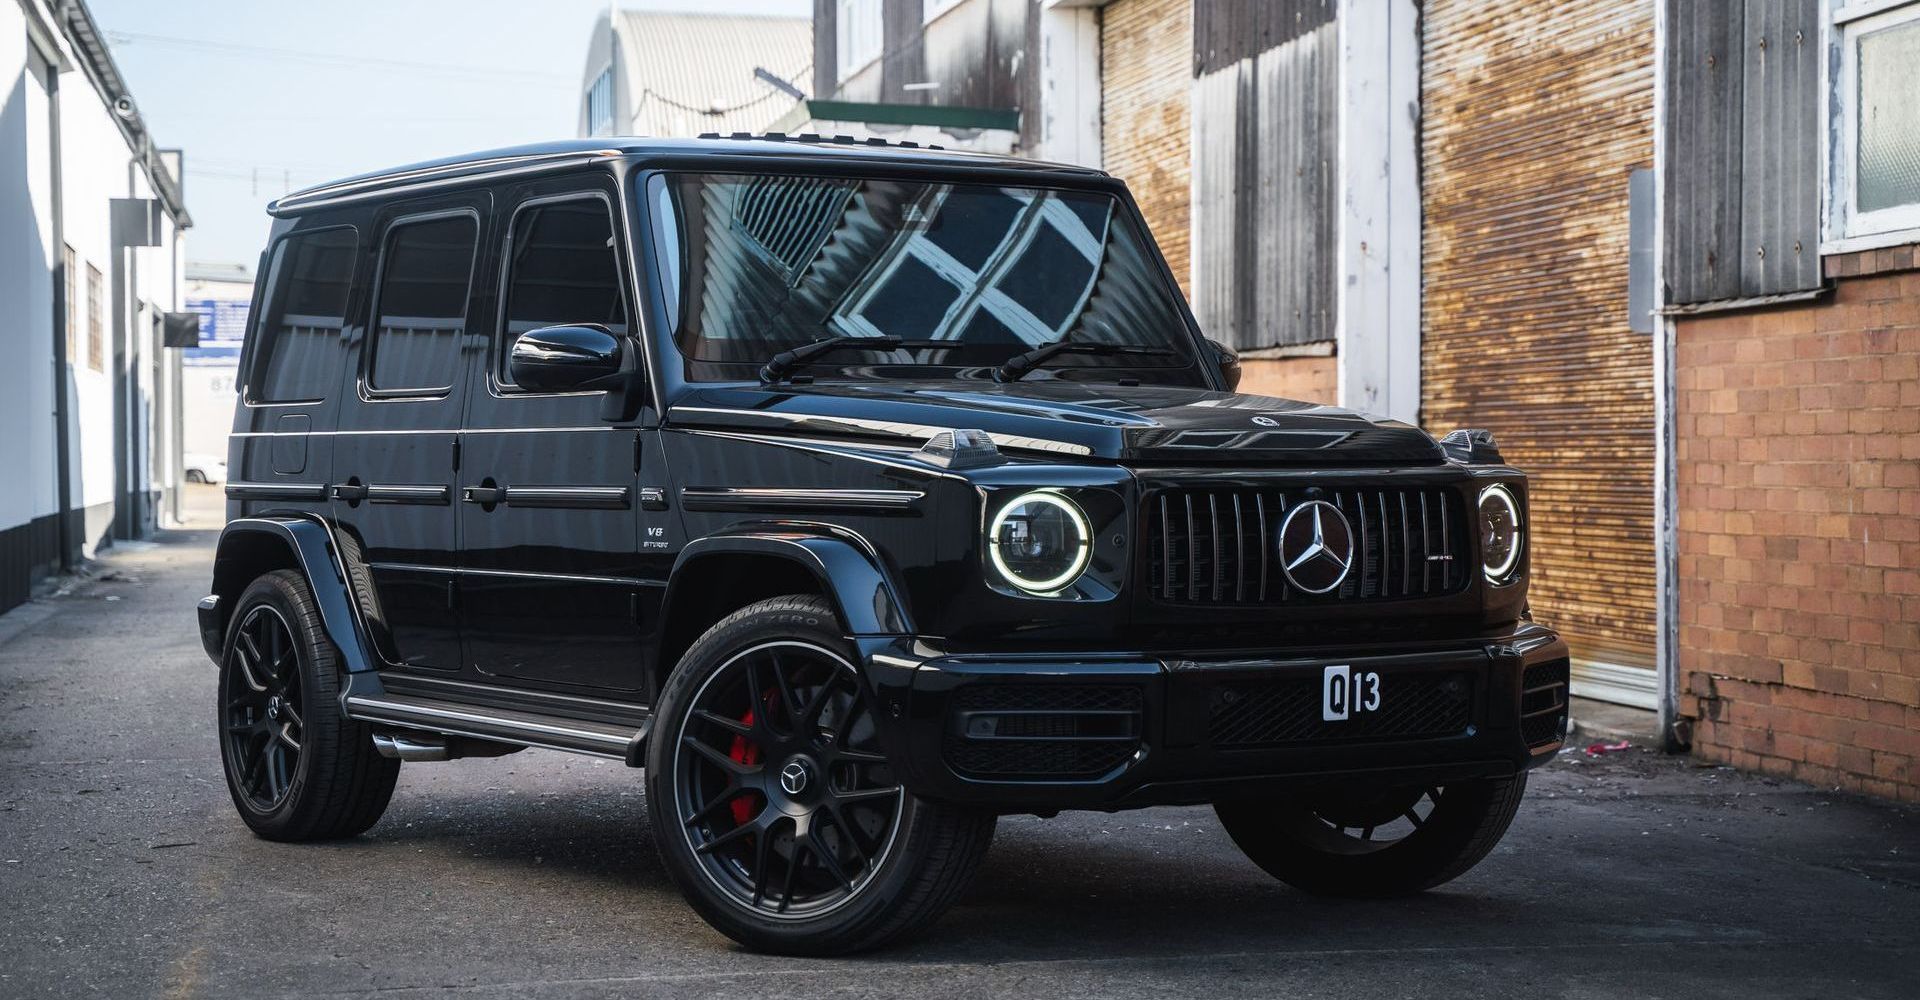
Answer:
xmin=0 ymin=0 xmax=188 ymax=587
xmin=0 ymin=8 xmax=50 ymax=537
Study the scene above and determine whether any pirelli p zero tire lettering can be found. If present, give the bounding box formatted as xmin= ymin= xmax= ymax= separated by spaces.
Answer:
xmin=645 ymin=595 xmax=996 ymax=956
xmin=218 ymin=569 xmax=399 ymax=842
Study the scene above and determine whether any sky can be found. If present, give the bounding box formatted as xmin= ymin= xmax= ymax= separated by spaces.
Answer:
xmin=89 ymin=0 xmax=811 ymax=268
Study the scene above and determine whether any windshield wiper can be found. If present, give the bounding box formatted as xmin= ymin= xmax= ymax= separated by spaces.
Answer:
xmin=992 ymin=341 xmax=1180 ymax=383
xmin=760 ymin=336 xmax=961 ymax=384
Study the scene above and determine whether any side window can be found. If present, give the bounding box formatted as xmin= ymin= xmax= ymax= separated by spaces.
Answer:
xmin=498 ymin=197 xmax=628 ymax=388
xmin=368 ymin=214 xmax=479 ymax=394
xmin=249 ymin=227 xmax=356 ymax=403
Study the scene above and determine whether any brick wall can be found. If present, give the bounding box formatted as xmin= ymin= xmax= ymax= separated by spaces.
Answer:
xmin=1675 ymin=252 xmax=1920 ymax=803
xmin=1100 ymin=0 xmax=1191 ymax=296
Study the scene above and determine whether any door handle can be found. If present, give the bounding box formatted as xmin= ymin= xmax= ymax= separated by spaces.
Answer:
xmin=331 ymin=481 xmax=368 ymax=503
xmin=461 ymin=485 xmax=505 ymax=505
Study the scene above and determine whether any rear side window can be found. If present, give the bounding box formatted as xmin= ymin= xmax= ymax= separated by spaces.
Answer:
xmin=499 ymin=197 xmax=628 ymax=387
xmin=369 ymin=214 xmax=479 ymax=394
xmin=249 ymin=227 xmax=356 ymax=403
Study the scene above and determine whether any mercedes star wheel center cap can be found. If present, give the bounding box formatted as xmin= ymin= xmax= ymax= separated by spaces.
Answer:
xmin=1277 ymin=500 xmax=1356 ymax=594
xmin=779 ymin=758 xmax=812 ymax=796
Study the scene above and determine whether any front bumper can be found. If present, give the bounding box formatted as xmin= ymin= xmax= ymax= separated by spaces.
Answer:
xmin=865 ymin=622 xmax=1570 ymax=812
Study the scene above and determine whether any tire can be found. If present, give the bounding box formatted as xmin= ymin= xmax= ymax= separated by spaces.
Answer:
xmin=184 ymin=469 xmax=206 ymax=484
xmin=646 ymin=595 xmax=995 ymax=955
xmin=1214 ymin=775 xmax=1528 ymax=897
xmin=217 ymin=569 xmax=400 ymax=841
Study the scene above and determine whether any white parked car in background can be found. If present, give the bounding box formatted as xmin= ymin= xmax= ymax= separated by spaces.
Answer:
xmin=183 ymin=453 xmax=227 ymax=484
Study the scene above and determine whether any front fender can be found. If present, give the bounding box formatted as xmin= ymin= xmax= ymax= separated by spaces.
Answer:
xmin=667 ymin=527 xmax=913 ymax=637
xmin=206 ymin=515 xmax=381 ymax=675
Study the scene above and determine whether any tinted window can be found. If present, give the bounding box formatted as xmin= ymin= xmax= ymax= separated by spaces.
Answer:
xmin=250 ymin=227 xmax=356 ymax=403
xmin=500 ymin=198 xmax=628 ymax=386
xmin=369 ymin=215 xmax=478 ymax=393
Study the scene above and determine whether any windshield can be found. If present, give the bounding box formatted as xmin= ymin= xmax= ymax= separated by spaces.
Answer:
xmin=645 ymin=172 xmax=1206 ymax=386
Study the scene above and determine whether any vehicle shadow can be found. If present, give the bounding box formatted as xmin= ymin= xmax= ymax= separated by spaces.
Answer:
xmin=324 ymin=774 xmax=1554 ymax=961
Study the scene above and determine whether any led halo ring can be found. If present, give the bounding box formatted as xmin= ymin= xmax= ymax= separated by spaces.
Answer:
xmin=987 ymin=490 xmax=1093 ymax=594
xmin=1478 ymin=483 xmax=1524 ymax=582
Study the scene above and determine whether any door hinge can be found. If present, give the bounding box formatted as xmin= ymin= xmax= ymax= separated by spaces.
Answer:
xmin=633 ymin=433 xmax=644 ymax=473
xmin=446 ymin=579 xmax=457 ymax=610
xmin=451 ymin=438 xmax=462 ymax=471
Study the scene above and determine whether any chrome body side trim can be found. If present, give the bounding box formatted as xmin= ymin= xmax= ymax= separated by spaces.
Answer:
xmin=680 ymin=486 xmax=927 ymax=514
xmin=365 ymin=484 xmax=452 ymax=505
xmin=502 ymin=485 xmax=632 ymax=510
xmin=368 ymin=561 xmax=660 ymax=588
xmin=225 ymin=482 xmax=330 ymax=502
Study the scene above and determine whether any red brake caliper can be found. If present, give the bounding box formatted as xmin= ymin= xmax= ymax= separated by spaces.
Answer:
xmin=728 ymin=708 xmax=760 ymax=825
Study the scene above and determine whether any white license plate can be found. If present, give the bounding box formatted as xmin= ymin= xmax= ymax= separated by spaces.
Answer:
xmin=1322 ymin=665 xmax=1383 ymax=721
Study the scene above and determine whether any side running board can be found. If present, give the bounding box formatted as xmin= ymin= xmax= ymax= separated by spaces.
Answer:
xmin=344 ymin=693 xmax=650 ymax=765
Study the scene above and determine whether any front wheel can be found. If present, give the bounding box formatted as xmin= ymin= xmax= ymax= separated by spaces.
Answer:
xmin=1214 ymin=776 xmax=1527 ymax=897
xmin=646 ymin=596 xmax=995 ymax=955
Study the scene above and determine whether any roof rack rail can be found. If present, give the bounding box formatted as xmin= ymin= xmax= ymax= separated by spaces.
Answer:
xmin=696 ymin=131 xmax=946 ymax=152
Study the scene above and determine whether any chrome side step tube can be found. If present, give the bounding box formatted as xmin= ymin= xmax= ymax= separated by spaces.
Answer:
xmin=347 ymin=693 xmax=649 ymax=764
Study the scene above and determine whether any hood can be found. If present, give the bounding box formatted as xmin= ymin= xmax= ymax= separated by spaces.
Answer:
xmin=668 ymin=380 xmax=1446 ymax=465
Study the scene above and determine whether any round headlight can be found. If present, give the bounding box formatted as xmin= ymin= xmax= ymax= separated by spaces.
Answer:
xmin=1479 ymin=484 xmax=1523 ymax=583
xmin=988 ymin=491 xmax=1092 ymax=594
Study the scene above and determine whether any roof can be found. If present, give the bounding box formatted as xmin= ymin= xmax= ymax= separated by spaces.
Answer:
xmin=41 ymin=1 xmax=191 ymax=226
xmin=270 ymin=136 xmax=1107 ymax=216
xmin=604 ymin=10 xmax=811 ymax=138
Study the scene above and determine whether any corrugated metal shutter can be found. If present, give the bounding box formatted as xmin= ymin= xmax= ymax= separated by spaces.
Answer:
xmin=1189 ymin=1 xmax=1336 ymax=351
xmin=1662 ymin=0 xmax=1821 ymax=305
xmin=1100 ymin=0 xmax=1192 ymax=296
xmin=1422 ymin=0 xmax=1659 ymax=703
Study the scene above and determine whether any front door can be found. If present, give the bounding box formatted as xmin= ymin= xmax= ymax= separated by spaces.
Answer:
xmin=331 ymin=196 xmax=487 ymax=670
xmin=457 ymin=180 xmax=648 ymax=692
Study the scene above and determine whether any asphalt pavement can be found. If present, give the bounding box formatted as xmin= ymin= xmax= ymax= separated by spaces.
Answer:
xmin=2 ymin=498 xmax=1916 ymax=998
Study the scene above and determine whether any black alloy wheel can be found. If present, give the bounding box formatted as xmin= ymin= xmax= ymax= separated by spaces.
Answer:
xmin=216 ymin=570 xmax=399 ymax=841
xmin=648 ymin=596 xmax=996 ymax=955
xmin=222 ymin=603 xmax=307 ymax=810
xmin=673 ymin=639 xmax=905 ymax=918
xmin=1215 ymin=775 xmax=1528 ymax=897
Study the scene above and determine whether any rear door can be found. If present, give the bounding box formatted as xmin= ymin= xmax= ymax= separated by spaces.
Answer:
xmin=456 ymin=176 xmax=647 ymax=692
xmin=330 ymin=194 xmax=487 ymax=671
xmin=228 ymin=219 xmax=356 ymax=525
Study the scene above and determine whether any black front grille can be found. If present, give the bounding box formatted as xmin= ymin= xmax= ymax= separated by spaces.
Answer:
xmin=1209 ymin=670 xmax=1473 ymax=747
xmin=1146 ymin=485 xmax=1468 ymax=605
xmin=1521 ymin=658 xmax=1571 ymax=748
xmin=944 ymin=685 xmax=1143 ymax=780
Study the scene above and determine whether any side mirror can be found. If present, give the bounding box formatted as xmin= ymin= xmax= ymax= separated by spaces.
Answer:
xmin=1205 ymin=338 xmax=1242 ymax=392
xmin=509 ymin=325 xmax=625 ymax=394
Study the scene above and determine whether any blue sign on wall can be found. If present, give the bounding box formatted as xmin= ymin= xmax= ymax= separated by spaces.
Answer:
xmin=183 ymin=297 xmax=249 ymax=367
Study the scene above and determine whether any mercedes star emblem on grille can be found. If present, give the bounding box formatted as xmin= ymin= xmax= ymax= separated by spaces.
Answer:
xmin=1277 ymin=500 xmax=1356 ymax=594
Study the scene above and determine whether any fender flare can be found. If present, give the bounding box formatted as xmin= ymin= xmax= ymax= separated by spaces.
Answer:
xmin=665 ymin=527 xmax=914 ymax=638
xmin=206 ymin=515 xmax=382 ymax=676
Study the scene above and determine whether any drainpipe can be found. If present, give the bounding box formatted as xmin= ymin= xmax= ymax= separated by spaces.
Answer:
xmin=1650 ymin=0 xmax=1684 ymax=752
xmin=47 ymin=58 xmax=73 ymax=571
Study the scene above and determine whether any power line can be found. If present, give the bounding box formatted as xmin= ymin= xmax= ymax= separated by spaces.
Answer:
xmin=104 ymin=30 xmax=578 ymax=87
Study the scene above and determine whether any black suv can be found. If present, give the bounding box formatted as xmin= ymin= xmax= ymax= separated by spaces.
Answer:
xmin=198 ymin=136 xmax=1568 ymax=955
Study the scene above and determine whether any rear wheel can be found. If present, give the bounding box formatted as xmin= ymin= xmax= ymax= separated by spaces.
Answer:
xmin=647 ymin=596 xmax=995 ymax=955
xmin=218 ymin=570 xmax=399 ymax=841
xmin=1214 ymin=776 xmax=1527 ymax=897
